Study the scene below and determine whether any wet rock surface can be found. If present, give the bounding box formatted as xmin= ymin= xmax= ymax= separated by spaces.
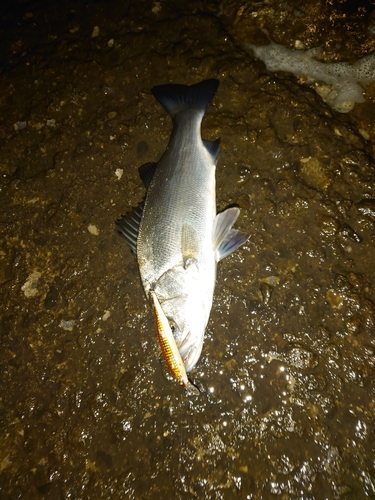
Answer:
xmin=1 ymin=0 xmax=375 ymax=498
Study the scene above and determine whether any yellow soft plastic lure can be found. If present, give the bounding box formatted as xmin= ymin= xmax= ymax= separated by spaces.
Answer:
xmin=150 ymin=291 xmax=188 ymax=387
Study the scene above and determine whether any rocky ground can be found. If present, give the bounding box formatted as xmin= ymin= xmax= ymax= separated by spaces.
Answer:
xmin=1 ymin=0 xmax=375 ymax=498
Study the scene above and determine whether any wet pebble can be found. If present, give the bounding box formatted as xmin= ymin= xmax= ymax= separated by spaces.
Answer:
xmin=284 ymin=345 xmax=317 ymax=369
xmin=338 ymin=223 xmax=362 ymax=244
xmin=315 ymin=213 xmax=339 ymax=237
xmin=91 ymin=26 xmax=100 ymax=38
xmin=311 ymin=393 xmax=336 ymax=416
xmin=303 ymin=372 xmax=327 ymax=391
xmin=14 ymin=121 xmax=27 ymax=131
xmin=298 ymin=156 xmax=333 ymax=191
xmin=356 ymin=198 xmax=375 ymax=220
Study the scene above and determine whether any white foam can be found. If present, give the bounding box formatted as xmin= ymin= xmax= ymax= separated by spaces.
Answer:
xmin=247 ymin=37 xmax=375 ymax=111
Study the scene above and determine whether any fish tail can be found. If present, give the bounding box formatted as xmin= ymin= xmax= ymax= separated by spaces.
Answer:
xmin=151 ymin=79 xmax=219 ymax=119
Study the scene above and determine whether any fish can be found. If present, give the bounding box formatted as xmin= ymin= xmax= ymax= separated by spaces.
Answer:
xmin=117 ymin=79 xmax=249 ymax=383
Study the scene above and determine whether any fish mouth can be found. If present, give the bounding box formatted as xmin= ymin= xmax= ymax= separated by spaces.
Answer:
xmin=179 ymin=336 xmax=203 ymax=374
xmin=150 ymin=291 xmax=188 ymax=386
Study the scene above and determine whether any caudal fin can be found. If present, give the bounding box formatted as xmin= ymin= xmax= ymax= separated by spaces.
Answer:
xmin=151 ymin=79 xmax=219 ymax=118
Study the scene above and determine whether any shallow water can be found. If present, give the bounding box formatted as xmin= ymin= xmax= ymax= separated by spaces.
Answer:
xmin=1 ymin=1 xmax=375 ymax=498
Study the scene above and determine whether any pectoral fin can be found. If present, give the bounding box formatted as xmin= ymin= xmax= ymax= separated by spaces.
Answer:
xmin=213 ymin=207 xmax=249 ymax=261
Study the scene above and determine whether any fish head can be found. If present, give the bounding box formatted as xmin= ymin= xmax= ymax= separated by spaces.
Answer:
xmin=158 ymin=293 xmax=206 ymax=373
xmin=153 ymin=267 xmax=211 ymax=373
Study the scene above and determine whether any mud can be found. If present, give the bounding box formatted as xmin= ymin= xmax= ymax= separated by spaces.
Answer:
xmin=1 ymin=0 xmax=375 ymax=498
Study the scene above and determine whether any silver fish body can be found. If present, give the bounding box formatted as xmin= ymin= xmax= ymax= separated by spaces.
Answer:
xmin=118 ymin=79 xmax=248 ymax=374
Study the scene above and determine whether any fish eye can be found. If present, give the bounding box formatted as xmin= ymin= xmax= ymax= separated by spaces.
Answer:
xmin=168 ymin=319 xmax=178 ymax=336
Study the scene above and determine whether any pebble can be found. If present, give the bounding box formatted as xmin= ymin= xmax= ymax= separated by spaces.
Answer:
xmin=21 ymin=271 xmax=41 ymax=298
xmin=87 ymin=224 xmax=100 ymax=235
xmin=14 ymin=121 xmax=27 ymax=131
xmin=91 ymin=26 xmax=100 ymax=38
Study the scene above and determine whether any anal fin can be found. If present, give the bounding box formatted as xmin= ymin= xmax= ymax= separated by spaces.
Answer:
xmin=138 ymin=162 xmax=158 ymax=188
xmin=217 ymin=229 xmax=249 ymax=261
xmin=213 ymin=207 xmax=249 ymax=261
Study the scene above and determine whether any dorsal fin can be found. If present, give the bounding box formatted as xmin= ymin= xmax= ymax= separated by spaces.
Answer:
xmin=116 ymin=201 xmax=144 ymax=256
xmin=116 ymin=162 xmax=157 ymax=255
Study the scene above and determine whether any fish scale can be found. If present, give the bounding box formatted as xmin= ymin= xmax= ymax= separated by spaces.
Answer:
xmin=139 ymin=112 xmax=214 ymax=269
